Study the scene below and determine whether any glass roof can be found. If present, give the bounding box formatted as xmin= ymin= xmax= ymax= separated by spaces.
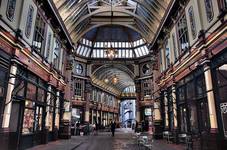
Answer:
xmin=53 ymin=0 xmax=172 ymax=44
xmin=76 ymin=38 xmax=149 ymax=58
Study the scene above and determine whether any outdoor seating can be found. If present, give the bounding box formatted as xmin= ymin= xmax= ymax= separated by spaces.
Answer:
xmin=163 ymin=131 xmax=173 ymax=143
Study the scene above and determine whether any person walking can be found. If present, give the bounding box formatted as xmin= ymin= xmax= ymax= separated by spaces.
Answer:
xmin=111 ymin=121 xmax=116 ymax=137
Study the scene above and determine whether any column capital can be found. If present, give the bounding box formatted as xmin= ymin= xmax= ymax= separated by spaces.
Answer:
xmin=200 ymin=58 xmax=211 ymax=68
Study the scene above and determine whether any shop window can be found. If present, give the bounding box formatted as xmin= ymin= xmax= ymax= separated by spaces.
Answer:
xmin=26 ymin=83 xmax=37 ymax=100
xmin=179 ymin=106 xmax=188 ymax=133
xmin=189 ymin=102 xmax=199 ymax=134
xmin=25 ymin=5 xmax=34 ymax=38
xmin=188 ymin=6 xmax=197 ymax=39
xmin=32 ymin=13 xmax=46 ymax=55
xmin=34 ymin=106 xmax=43 ymax=131
xmin=37 ymin=88 xmax=45 ymax=102
xmin=6 ymin=0 xmax=16 ymax=21
xmin=53 ymin=39 xmax=61 ymax=69
xmin=177 ymin=14 xmax=189 ymax=53
xmin=22 ymin=100 xmax=35 ymax=134
xmin=198 ymin=101 xmax=209 ymax=132
xmin=204 ymin=0 xmax=214 ymax=22
xmin=216 ymin=64 xmax=227 ymax=137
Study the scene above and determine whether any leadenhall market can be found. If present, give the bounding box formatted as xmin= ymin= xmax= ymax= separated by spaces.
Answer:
xmin=0 ymin=0 xmax=227 ymax=150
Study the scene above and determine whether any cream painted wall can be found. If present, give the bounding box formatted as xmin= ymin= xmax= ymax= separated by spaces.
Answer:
xmin=185 ymin=0 xmax=202 ymax=47
xmin=197 ymin=0 xmax=220 ymax=33
xmin=19 ymin=0 xmax=37 ymax=46
xmin=0 ymin=0 xmax=23 ymax=30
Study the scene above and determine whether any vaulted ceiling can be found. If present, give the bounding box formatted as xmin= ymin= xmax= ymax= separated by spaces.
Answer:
xmin=91 ymin=64 xmax=135 ymax=95
xmin=53 ymin=0 xmax=172 ymax=44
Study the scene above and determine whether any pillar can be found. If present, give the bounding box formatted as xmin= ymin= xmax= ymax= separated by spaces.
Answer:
xmin=45 ymin=85 xmax=52 ymax=128
xmin=55 ymin=91 xmax=60 ymax=128
xmin=135 ymin=80 xmax=141 ymax=122
xmin=84 ymin=81 xmax=91 ymax=122
xmin=164 ymin=91 xmax=169 ymax=129
xmin=91 ymin=109 xmax=94 ymax=124
xmin=203 ymin=60 xmax=218 ymax=132
xmin=172 ymin=85 xmax=178 ymax=129
xmin=2 ymin=64 xmax=17 ymax=128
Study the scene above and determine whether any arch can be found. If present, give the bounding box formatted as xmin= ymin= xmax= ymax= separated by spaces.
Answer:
xmin=72 ymin=23 xmax=151 ymax=43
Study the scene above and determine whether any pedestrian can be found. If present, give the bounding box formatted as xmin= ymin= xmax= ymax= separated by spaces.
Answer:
xmin=111 ymin=121 xmax=116 ymax=137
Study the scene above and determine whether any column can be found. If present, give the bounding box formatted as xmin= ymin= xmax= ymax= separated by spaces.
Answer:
xmin=172 ymin=85 xmax=178 ymax=129
xmin=55 ymin=91 xmax=60 ymax=128
xmin=164 ymin=91 xmax=169 ymax=129
xmin=135 ymin=80 xmax=141 ymax=122
xmin=203 ymin=60 xmax=218 ymax=132
xmin=45 ymin=85 xmax=52 ymax=128
xmin=91 ymin=109 xmax=94 ymax=124
xmin=84 ymin=81 xmax=91 ymax=122
xmin=100 ymin=110 xmax=103 ymax=125
xmin=2 ymin=64 xmax=17 ymax=128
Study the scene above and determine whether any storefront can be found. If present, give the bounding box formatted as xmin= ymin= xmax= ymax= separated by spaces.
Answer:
xmin=0 ymin=49 xmax=11 ymax=150
xmin=176 ymin=68 xmax=209 ymax=136
xmin=0 ymin=49 xmax=10 ymax=128
xmin=8 ymin=65 xmax=61 ymax=149
xmin=212 ymin=49 xmax=227 ymax=146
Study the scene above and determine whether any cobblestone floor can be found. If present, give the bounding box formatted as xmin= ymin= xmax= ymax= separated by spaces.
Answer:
xmin=28 ymin=128 xmax=185 ymax=150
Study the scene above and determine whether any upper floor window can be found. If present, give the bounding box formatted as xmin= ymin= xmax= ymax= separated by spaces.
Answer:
xmin=25 ymin=5 xmax=34 ymax=38
xmin=33 ymin=14 xmax=46 ymax=55
xmin=164 ymin=39 xmax=170 ymax=67
xmin=172 ymin=33 xmax=178 ymax=61
xmin=53 ymin=39 xmax=61 ymax=69
xmin=142 ymin=64 xmax=150 ymax=75
xmin=6 ymin=0 xmax=16 ymax=21
xmin=225 ymin=0 xmax=227 ymax=8
xmin=75 ymin=64 xmax=83 ymax=75
xmin=205 ymin=0 xmax=214 ymax=22
xmin=74 ymin=79 xmax=83 ymax=97
xmin=160 ymin=49 xmax=163 ymax=72
xmin=188 ymin=6 xmax=197 ymax=39
xmin=46 ymin=33 xmax=52 ymax=60
xmin=177 ymin=14 xmax=189 ymax=53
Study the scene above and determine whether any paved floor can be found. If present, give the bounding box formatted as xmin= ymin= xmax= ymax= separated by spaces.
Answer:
xmin=28 ymin=128 xmax=185 ymax=150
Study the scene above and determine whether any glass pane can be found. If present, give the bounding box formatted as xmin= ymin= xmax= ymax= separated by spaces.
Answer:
xmin=22 ymin=108 xmax=34 ymax=134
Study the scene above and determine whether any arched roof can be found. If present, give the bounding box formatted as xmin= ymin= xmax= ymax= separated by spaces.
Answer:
xmin=53 ymin=0 xmax=172 ymax=43
xmin=91 ymin=64 xmax=135 ymax=95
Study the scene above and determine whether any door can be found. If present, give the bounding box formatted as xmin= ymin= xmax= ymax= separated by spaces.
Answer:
xmin=33 ymin=105 xmax=44 ymax=146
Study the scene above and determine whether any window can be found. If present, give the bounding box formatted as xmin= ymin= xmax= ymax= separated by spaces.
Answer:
xmin=75 ymin=64 xmax=83 ymax=74
xmin=6 ymin=0 xmax=16 ymax=21
xmin=172 ymin=33 xmax=178 ymax=61
xmin=25 ymin=5 xmax=34 ymax=38
xmin=205 ymin=0 xmax=214 ymax=22
xmin=164 ymin=39 xmax=170 ymax=67
xmin=188 ymin=6 xmax=197 ymax=39
xmin=53 ymin=39 xmax=61 ymax=69
xmin=177 ymin=14 xmax=189 ymax=53
xmin=32 ymin=14 xmax=46 ymax=55
xmin=46 ymin=33 xmax=52 ymax=60
xmin=22 ymin=100 xmax=35 ymax=134
xmin=74 ymin=79 xmax=83 ymax=97
xmin=142 ymin=64 xmax=150 ymax=75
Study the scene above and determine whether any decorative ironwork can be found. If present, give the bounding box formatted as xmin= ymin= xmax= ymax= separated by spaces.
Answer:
xmin=205 ymin=0 xmax=214 ymax=22
xmin=6 ymin=0 xmax=16 ymax=21
xmin=188 ymin=6 xmax=197 ymax=39
xmin=25 ymin=5 xmax=34 ymax=38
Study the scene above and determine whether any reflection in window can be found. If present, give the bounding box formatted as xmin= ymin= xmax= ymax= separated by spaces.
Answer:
xmin=22 ymin=108 xmax=34 ymax=134
xmin=33 ymin=14 xmax=46 ymax=55
xmin=177 ymin=14 xmax=189 ymax=53
xmin=53 ymin=39 xmax=61 ymax=69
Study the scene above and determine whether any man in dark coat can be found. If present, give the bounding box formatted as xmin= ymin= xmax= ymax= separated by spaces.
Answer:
xmin=111 ymin=121 xmax=116 ymax=137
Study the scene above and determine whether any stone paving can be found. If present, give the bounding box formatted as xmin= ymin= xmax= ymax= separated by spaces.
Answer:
xmin=28 ymin=128 xmax=185 ymax=150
